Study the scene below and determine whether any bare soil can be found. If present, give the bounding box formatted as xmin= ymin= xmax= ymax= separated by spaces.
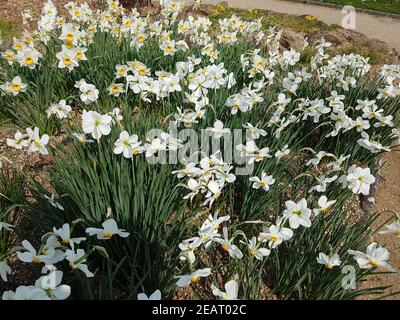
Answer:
xmin=359 ymin=151 xmax=400 ymax=299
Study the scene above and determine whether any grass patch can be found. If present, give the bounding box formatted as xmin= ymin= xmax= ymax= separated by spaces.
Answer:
xmin=336 ymin=43 xmax=389 ymax=64
xmin=314 ymin=0 xmax=400 ymax=15
xmin=210 ymin=7 xmax=337 ymax=34
xmin=0 ymin=20 xmax=18 ymax=48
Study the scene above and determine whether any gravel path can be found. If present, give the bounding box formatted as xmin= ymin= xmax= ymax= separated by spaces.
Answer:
xmin=203 ymin=0 xmax=400 ymax=50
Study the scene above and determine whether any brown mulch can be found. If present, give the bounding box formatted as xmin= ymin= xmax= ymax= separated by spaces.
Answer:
xmin=0 ymin=0 xmax=97 ymax=33
xmin=359 ymin=151 xmax=400 ymax=299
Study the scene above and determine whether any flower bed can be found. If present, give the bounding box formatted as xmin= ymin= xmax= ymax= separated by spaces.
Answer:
xmin=0 ymin=0 xmax=400 ymax=300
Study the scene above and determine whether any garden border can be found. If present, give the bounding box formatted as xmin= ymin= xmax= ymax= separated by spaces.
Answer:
xmin=277 ymin=0 xmax=400 ymax=20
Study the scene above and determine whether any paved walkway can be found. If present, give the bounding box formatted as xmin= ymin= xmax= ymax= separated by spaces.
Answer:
xmin=203 ymin=0 xmax=400 ymax=50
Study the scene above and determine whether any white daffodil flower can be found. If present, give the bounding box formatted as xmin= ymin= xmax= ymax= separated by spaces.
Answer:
xmin=275 ymin=144 xmax=290 ymax=160
xmin=26 ymin=127 xmax=49 ymax=155
xmin=46 ymin=100 xmax=72 ymax=119
xmin=247 ymin=237 xmax=270 ymax=260
xmin=42 ymin=236 xmax=65 ymax=264
xmin=283 ymin=198 xmax=312 ymax=229
xmin=53 ymin=223 xmax=86 ymax=248
xmin=2 ymin=286 xmax=50 ymax=300
xmin=207 ymin=120 xmax=230 ymax=139
xmin=179 ymin=237 xmax=202 ymax=264
xmin=317 ymin=253 xmax=341 ymax=269
xmin=345 ymin=165 xmax=375 ymax=195
xmin=309 ymin=175 xmax=338 ymax=193
xmin=72 ymin=132 xmax=94 ymax=145
xmin=113 ymin=131 xmax=141 ymax=159
xmin=172 ymin=163 xmax=202 ymax=178
xmin=306 ymin=151 xmax=333 ymax=167
xmin=35 ymin=267 xmax=71 ymax=300
xmin=313 ymin=196 xmax=337 ymax=216
xmin=86 ymin=218 xmax=129 ymax=240
xmin=144 ymin=138 xmax=167 ymax=158
xmin=137 ymin=289 xmax=161 ymax=300
xmin=0 ymin=222 xmax=14 ymax=231
xmin=44 ymin=193 xmax=64 ymax=210
xmin=108 ymin=83 xmax=124 ymax=97
xmin=204 ymin=180 xmax=224 ymax=207
xmin=348 ymin=242 xmax=395 ymax=272
xmin=258 ymin=222 xmax=293 ymax=249
xmin=379 ymin=221 xmax=400 ymax=236
xmin=17 ymin=240 xmax=55 ymax=265
xmin=65 ymin=248 xmax=94 ymax=278
xmin=0 ymin=260 xmax=12 ymax=282
xmin=76 ymin=80 xmax=99 ymax=104
xmin=183 ymin=178 xmax=202 ymax=201
xmin=56 ymin=46 xmax=79 ymax=71
xmin=6 ymin=131 xmax=29 ymax=150
xmin=200 ymin=212 xmax=230 ymax=234
xmin=243 ymin=123 xmax=267 ymax=140
xmin=211 ymin=279 xmax=239 ymax=300
xmin=175 ymin=268 xmax=211 ymax=287
xmin=9 ymin=76 xmax=27 ymax=95
xmin=249 ymin=171 xmax=275 ymax=191
xmin=82 ymin=110 xmax=112 ymax=141
xmin=214 ymin=227 xmax=243 ymax=259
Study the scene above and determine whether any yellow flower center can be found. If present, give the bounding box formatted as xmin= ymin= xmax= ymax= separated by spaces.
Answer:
xmin=12 ymin=83 xmax=22 ymax=91
xmin=270 ymin=235 xmax=278 ymax=242
xmin=32 ymin=257 xmax=42 ymax=264
xmin=294 ymin=209 xmax=302 ymax=216
xmin=65 ymin=41 xmax=74 ymax=49
xmin=25 ymin=57 xmax=34 ymax=65
xmin=66 ymin=33 xmax=74 ymax=42
xmin=103 ymin=232 xmax=113 ymax=239
xmin=222 ymin=35 xmax=229 ymax=42
xmin=64 ymin=57 xmax=72 ymax=65
xmin=34 ymin=140 xmax=41 ymax=148
xmin=6 ymin=52 xmax=14 ymax=61
xmin=112 ymin=85 xmax=121 ymax=93
xmin=191 ymin=276 xmax=200 ymax=283
xmin=138 ymin=68 xmax=146 ymax=76
xmin=370 ymin=260 xmax=379 ymax=267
